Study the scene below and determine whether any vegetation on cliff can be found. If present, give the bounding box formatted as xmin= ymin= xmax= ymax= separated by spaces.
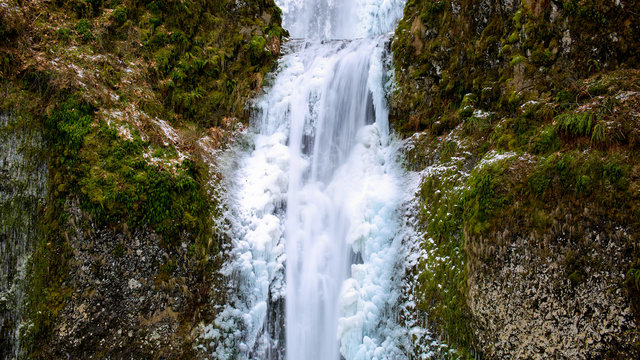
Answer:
xmin=0 ymin=0 xmax=285 ymax=356
xmin=392 ymin=0 xmax=640 ymax=358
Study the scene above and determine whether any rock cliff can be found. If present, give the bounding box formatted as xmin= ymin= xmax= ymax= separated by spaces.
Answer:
xmin=391 ymin=0 xmax=640 ymax=358
xmin=0 ymin=0 xmax=283 ymax=358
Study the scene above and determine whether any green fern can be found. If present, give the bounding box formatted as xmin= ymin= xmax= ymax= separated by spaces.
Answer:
xmin=556 ymin=112 xmax=597 ymax=137
xmin=591 ymin=123 xmax=606 ymax=144
xmin=626 ymin=268 xmax=640 ymax=291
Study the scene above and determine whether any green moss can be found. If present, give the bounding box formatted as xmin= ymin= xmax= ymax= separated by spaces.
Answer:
xmin=43 ymin=96 xmax=210 ymax=244
xmin=71 ymin=0 xmax=104 ymax=18
xmin=563 ymin=0 xmax=607 ymax=26
xmin=529 ymin=125 xmax=560 ymax=155
xmin=111 ymin=6 xmax=127 ymax=25
xmin=113 ymin=242 xmax=125 ymax=257
xmin=509 ymin=54 xmax=526 ymax=67
xmin=463 ymin=113 xmax=492 ymax=135
xmin=458 ymin=106 xmax=473 ymax=119
xmin=419 ymin=1 xmax=445 ymax=26
xmin=565 ymin=250 xmax=588 ymax=284
xmin=146 ymin=31 xmax=169 ymax=50
xmin=75 ymin=19 xmax=94 ymax=42
xmin=530 ymin=47 xmax=552 ymax=66
xmin=157 ymin=259 xmax=178 ymax=282
xmin=248 ymin=35 xmax=270 ymax=64
xmin=626 ymin=268 xmax=640 ymax=291
xmin=57 ymin=27 xmax=71 ymax=41
xmin=25 ymin=178 xmax=74 ymax=354
xmin=44 ymin=97 xmax=94 ymax=151
xmin=416 ymin=169 xmax=474 ymax=358
xmin=125 ymin=0 xmax=286 ymax=126
xmin=464 ymin=166 xmax=502 ymax=236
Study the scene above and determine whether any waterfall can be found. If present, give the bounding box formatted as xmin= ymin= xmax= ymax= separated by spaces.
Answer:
xmin=202 ymin=1 xmax=410 ymax=358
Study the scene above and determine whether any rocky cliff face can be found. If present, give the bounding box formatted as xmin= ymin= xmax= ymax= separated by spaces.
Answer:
xmin=0 ymin=0 xmax=283 ymax=358
xmin=39 ymin=199 xmax=218 ymax=359
xmin=392 ymin=0 xmax=640 ymax=358
xmin=0 ymin=112 xmax=47 ymax=359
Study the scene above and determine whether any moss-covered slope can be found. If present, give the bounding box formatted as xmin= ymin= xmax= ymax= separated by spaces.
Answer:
xmin=392 ymin=0 xmax=640 ymax=358
xmin=392 ymin=0 xmax=638 ymax=134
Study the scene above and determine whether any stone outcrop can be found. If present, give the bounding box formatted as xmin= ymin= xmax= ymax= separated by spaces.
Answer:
xmin=40 ymin=200 xmax=210 ymax=359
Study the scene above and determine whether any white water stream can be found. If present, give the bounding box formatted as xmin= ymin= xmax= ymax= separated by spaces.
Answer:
xmin=202 ymin=1 xmax=410 ymax=359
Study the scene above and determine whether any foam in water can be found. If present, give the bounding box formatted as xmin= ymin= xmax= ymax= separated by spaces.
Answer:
xmin=203 ymin=0 xmax=412 ymax=359
xmin=277 ymin=0 xmax=405 ymax=39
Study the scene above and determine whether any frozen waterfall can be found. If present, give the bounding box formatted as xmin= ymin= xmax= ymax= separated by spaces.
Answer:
xmin=201 ymin=1 xmax=412 ymax=359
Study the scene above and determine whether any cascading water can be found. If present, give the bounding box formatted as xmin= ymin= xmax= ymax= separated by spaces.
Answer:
xmin=281 ymin=39 xmax=391 ymax=360
xmin=202 ymin=1 xmax=412 ymax=359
